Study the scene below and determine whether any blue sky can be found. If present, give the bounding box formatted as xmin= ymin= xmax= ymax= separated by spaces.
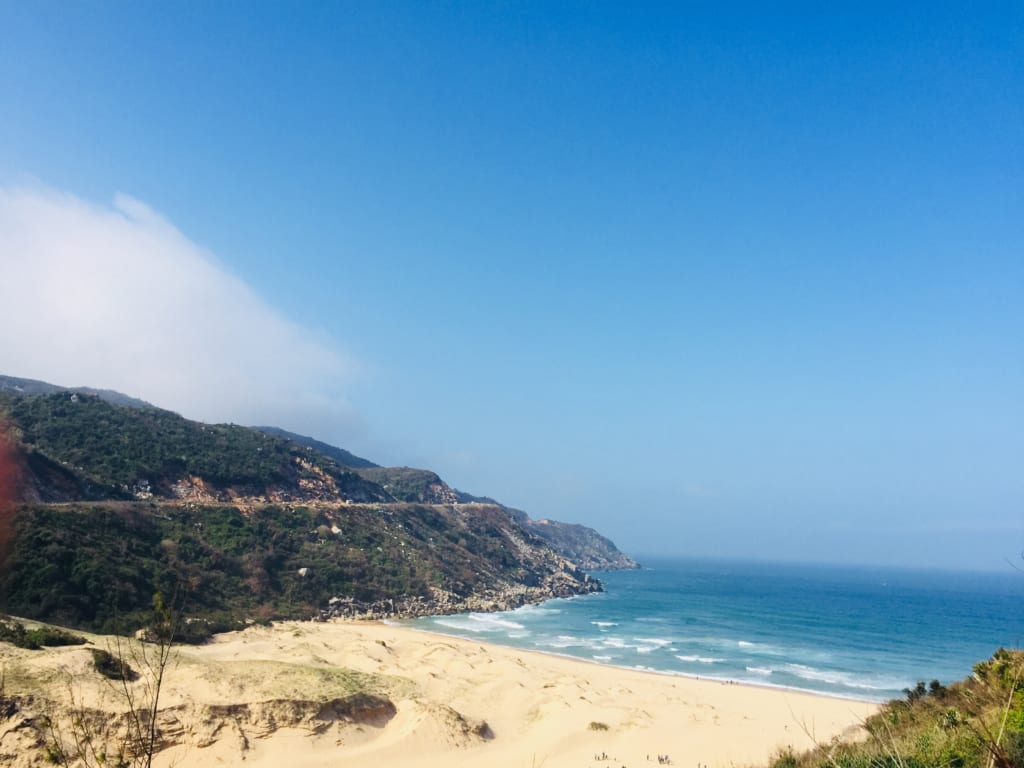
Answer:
xmin=1 ymin=2 xmax=1021 ymax=570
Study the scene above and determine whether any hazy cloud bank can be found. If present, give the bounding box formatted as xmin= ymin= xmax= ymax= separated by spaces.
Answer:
xmin=0 ymin=185 xmax=359 ymax=438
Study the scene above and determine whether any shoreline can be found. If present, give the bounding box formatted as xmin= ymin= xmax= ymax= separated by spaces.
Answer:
xmin=388 ymin=618 xmax=884 ymax=704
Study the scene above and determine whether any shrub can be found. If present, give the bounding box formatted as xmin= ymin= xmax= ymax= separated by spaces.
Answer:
xmin=90 ymin=648 xmax=137 ymax=681
xmin=0 ymin=617 xmax=86 ymax=649
xmin=28 ymin=625 xmax=88 ymax=647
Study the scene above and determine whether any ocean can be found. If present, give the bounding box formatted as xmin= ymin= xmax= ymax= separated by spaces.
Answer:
xmin=403 ymin=558 xmax=1024 ymax=702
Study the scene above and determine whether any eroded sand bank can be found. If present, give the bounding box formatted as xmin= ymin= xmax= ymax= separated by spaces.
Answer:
xmin=1 ymin=619 xmax=875 ymax=767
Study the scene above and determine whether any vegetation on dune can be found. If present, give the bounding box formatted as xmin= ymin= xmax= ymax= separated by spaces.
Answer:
xmin=770 ymin=648 xmax=1024 ymax=768
xmin=41 ymin=592 xmax=181 ymax=768
xmin=89 ymin=648 xmax=137 ymax=681
xmin=0 ymin=616 xmax=87 ymax=650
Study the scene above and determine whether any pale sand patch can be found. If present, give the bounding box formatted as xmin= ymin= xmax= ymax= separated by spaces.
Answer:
xmin=173 ymin=620 xmax=875 ymax=767
xmin=2 ymin=619 xmax=875 ymax=768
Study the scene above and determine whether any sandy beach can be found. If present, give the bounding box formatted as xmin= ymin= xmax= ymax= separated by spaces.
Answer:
xmin=1 ymin=619 xmax=876 ymax=768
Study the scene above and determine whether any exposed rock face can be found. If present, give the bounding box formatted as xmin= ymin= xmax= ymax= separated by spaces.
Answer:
xmin=354 ymin=466 xmax=461 ymax=505
xmin=527 ymin=519 xmax=640 ymax=570
xmin=322 ymin=569 xmax=601 ymax=621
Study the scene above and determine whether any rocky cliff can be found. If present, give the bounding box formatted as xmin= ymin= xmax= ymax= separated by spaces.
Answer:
xmin=526 ymin=518 xmax=640 ymax=571
xmin=0 ymin=379 xmax=630 ymax=634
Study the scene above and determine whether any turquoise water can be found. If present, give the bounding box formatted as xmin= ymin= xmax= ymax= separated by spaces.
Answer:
xmin=405 ymin=558 xmax=1024 ymax=701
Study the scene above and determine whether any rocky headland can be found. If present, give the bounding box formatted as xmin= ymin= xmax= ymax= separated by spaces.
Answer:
xmin=0 ymin=376 xmax=630 ymax=637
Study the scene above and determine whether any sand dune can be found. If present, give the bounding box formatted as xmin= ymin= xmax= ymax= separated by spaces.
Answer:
xmin=0 ymin=620 xmax=875 ymax=767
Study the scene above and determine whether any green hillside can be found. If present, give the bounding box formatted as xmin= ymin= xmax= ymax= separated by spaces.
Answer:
xmin=252 ymin=425 xmax=379 ymax=469
xmin=1 ymin=390 xmax=389 ymax=503
xmin=0 ymin=374 xmax=156 ymax=410
xmin=0 ymin=383 xmax=606 ymax=637
xmin=0 ymin=377 xmax=638 ymax=573
xmin=1 ymin=501 xmax=596 ymax=638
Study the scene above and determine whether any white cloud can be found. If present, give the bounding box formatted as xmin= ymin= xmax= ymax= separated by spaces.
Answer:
xmin=0 ymin=184 xmax=360 ymax=439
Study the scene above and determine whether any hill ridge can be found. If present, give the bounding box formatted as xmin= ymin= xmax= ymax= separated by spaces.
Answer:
xmin=0 ymin=374 xmax=637 ymax=571
xmin=0 ymin=376 xmax=634 ymax=636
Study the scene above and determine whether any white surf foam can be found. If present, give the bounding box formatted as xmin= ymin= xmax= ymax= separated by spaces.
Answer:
xmin=675 ymin=654 xmax=724 ymax=664
xmin=433 ymin=613 xmax=525 ymax=633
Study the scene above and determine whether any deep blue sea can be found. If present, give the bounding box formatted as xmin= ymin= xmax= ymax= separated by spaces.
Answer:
xmin=403 ymin=558 xmax=1024 ymax=702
